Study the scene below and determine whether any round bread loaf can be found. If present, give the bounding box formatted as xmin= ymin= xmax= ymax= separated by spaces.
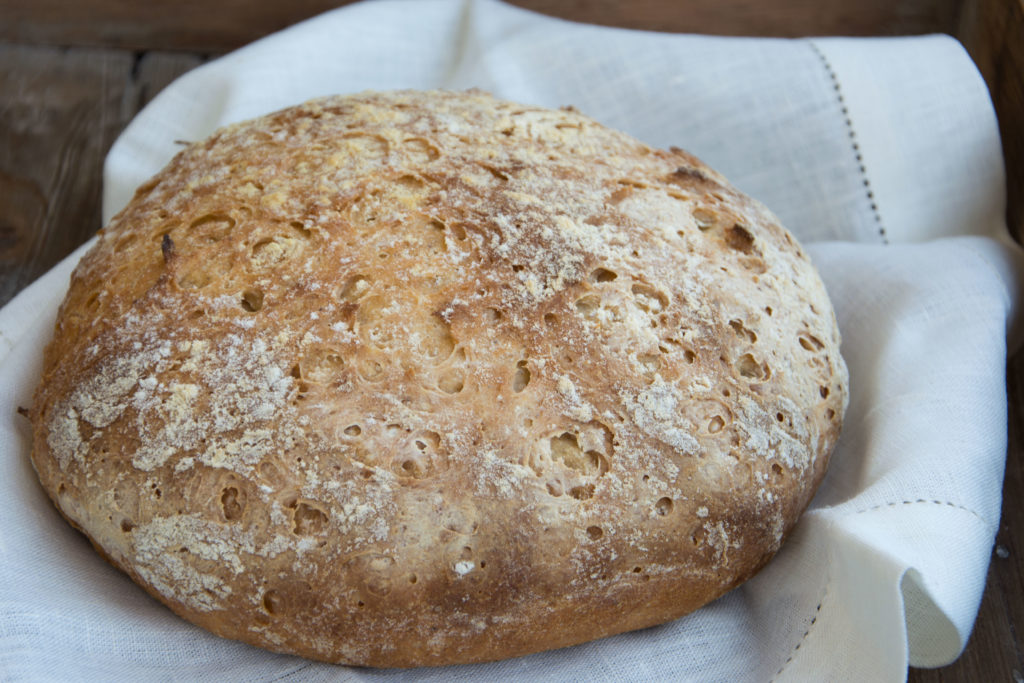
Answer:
xmin=29 ymin=90 xmax=847 ymax=667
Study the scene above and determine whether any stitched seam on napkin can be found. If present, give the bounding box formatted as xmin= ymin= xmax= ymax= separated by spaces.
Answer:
xmin=769 ymin=579 xmax=829 ymax=681
xmin=807 ymin=40 xmax=889 ymax=246
xmin=854 ymin=498 xmax=994 ymax=530
xmin=267 ymin=661 xmax=316 ymax=681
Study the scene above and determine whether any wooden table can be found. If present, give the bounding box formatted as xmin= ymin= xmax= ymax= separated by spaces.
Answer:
xmin=1 ymin=1 xmax=1020 ymax=679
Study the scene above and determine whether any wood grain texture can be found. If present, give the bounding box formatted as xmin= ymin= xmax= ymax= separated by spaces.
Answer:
xmin=0 ymin=0 xmax=962 ymax=52
xmin=0 ymin=44 xmax=133 ymax=305
xmin=0 ymin=45 xmax=203 ymax=306
xmin=959 ymin=0 xmax=1024 ymax=240
xmin=514 ymin=0 xmax=962 ymax=37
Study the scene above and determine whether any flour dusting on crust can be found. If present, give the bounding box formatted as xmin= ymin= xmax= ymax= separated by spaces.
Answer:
xmin=30 ymin=90 xmax=847 ymax=667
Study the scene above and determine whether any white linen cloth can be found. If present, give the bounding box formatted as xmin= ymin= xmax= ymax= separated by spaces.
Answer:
xmin=1 ymin=0 xmax=1021 ymax=680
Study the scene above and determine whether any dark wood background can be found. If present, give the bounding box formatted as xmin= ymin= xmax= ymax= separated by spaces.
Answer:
xmin=1 ymin=0 xmax=1020 ymax=679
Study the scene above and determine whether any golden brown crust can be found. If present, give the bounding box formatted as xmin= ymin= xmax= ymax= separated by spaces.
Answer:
xmin=29 ymin=89 xmax=847 ymax=667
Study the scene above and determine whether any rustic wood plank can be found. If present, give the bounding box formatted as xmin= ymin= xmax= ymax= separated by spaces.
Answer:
xmin=1 ymin=0 xmax=357 ymax=52
xmin=134 ymin=52 xmax=206 ymax=110
xmin=0 ymin=45 xmax=202 ymax=308
xmin=515 ymin=0 xmax=963 ymax=37
xmin=959 ymin=0 xmax=1024 ymax=240
xmin=0 ymin=0 xmax=963 ymax=52
xmin=0 ymin=43 xmax=134 ymax=306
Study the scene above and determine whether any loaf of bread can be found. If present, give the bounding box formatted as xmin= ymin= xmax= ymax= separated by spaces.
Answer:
xmin=29 ymin=90 xmax=847 ymax=667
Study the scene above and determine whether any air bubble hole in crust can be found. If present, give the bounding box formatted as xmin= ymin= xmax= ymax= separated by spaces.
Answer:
xmin=630 ymin=283 xmax=668 ymax=313
xmin=480 ymin=163 xmax=510 ymax=181
xmin=177 ymin=263 xmax=220 ymax=290
xmin=344 ymin=425 xmax=362 ymax=436
xmin=339 ymin=274 xmax=370 ymax=302
xmin=188 ymin=213 xmax=236 ymax=242
xmin=395 ymin=442 xmax=438 ymax=479
xmin=342 ymin=132 xmax=389 ymax=160
xmin=251 ymin=237 xmax=294 ymax=268
xmin=241 ymin=289 xmax=264 ymax=312
xmin=301 ymin=347 xmax=346 ymax=384
xmin=799 ymin=334 xmax=825 ymax=351
xmin=402 ymin=137 xmax=441 ymax=163
xmin=220 ymin=486 xmax=244 ymax=521
xmin=549 ymin=433 xmax=608 ymax=477
xmin=447 ymin=221 xmax=468 ymax=241
xmin=420 ymin=318 xmax=456 ymax=363
xmin=726 ymin=224 xmax=755 ymax=254
xmin=585 ymin=450 xmax=610 ymax=475
xmin=292 ymin=502 xmax=328 ymax=536
xmin=586 ymin=525 xmax=604 ymax=540
xmin=395 ymin=174 xmax=426 ymax=192
xmin=575 ymin=294 xmax=600 ymax=317
xmin=438 ymin=371 xmax=465 ymax=394
xmin=417 ymin=430 xmax=441 ymax=449
xmin=291 ymin=364 xmax=310 ymax=394
xmin=741 ymin=256 xmax=768 ymax=274
xmin=590 ymin=267 xmax=618 ymax=283
xmin=513 ymin=360 xmax=531 ymax=392
xmin=708 ymin=416 xmax=725 ymax=434
xmin=570 ymin=484 xmax=595 ymax=500
xmin=736 ymin=354 xmax=767 ymax=380
xmin=356 ymin=357 xmax=385 ymax=381
xmin=262 ymin=590 xmax=281 ymax=614
xmin=655 ymin=497 xmax=674 ymax=516
xmin=693 ymin=208 xmax=716 ymax=231
xmin=729 ymin=319 xmax=757 ymax=343
xmin=820 ymin=385 xmax=830 ymax=398
xmin=289 ymin=221 xmax=311 ymax=238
